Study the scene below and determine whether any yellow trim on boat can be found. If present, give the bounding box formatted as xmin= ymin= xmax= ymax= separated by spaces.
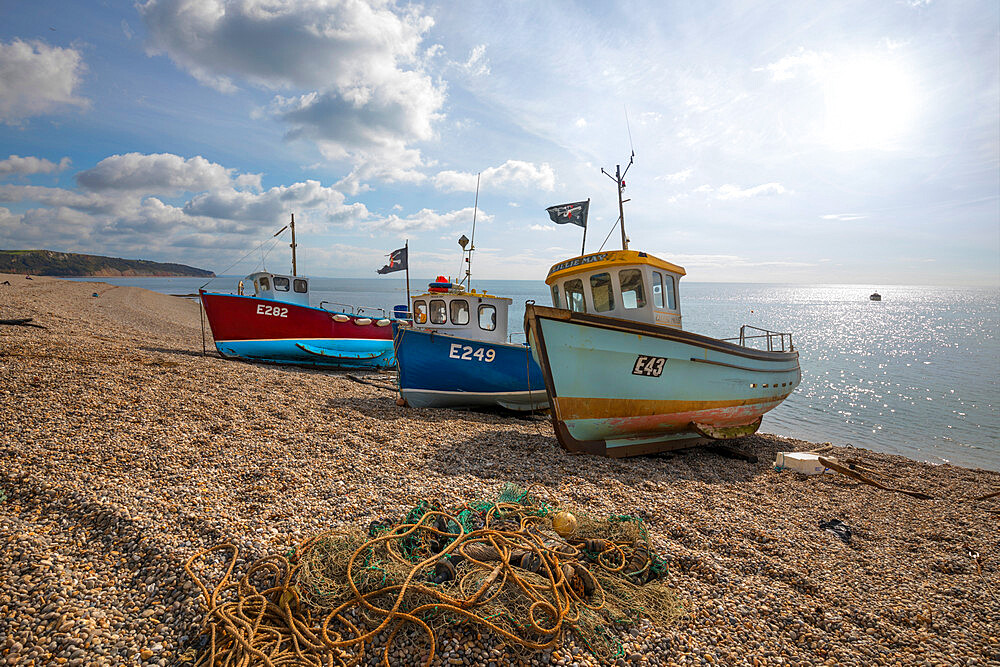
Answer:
xmin=545 ymin=250 xmax=686 ymax=284
xmin=412 ymin=290 xmax=513 ymax=303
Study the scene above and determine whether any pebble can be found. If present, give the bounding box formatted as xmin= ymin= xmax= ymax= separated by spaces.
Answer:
xmin=0 ymin=274 xmax=997 ymax=666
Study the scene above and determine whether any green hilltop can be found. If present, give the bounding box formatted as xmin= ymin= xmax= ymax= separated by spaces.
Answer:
xmin=0 ymin=249 xmax=214 ymax=277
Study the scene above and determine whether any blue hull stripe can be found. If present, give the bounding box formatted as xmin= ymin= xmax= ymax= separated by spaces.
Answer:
xmin=395 ymin=328 xmax=547 ymax=409
xmin=216 ymin=338 xmax=395 ymax=369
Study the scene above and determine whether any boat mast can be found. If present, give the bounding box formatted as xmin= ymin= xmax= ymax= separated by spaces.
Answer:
xmin=290 ymin=213 xmax=297 ymax=276
xmin=602 ymin=152 xmax=634 ymax=251
xmin=459 ymin=173 xmax=481 ymax=288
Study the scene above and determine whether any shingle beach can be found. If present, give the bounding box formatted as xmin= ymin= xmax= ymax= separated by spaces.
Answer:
xmin=1 ymin=274 xmax=997 ymax=666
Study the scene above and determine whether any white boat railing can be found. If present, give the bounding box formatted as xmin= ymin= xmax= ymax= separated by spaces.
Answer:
xmin=724 ymin=325 xmax=794 ymax=352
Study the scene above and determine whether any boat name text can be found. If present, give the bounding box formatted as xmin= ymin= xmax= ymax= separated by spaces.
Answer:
xmin=449 ymin=343 xmax=496 ymax=363
xmin=257 ymin=304 xmax=289 ymax=318
xmin=548 ymin=253 xmax=609 ymax=275
xmin=632 ymin=355 xmax=666 ymax=377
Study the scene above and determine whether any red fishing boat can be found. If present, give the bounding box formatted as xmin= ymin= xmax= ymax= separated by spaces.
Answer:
xmin=199 ymin=215 xmax=396 ymax=368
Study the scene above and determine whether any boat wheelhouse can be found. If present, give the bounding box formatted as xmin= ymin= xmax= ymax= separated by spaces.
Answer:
xmin=410 ymin=283 xmax=510 ymax=345
xmin=240 ymin=271 xmax=310 ymax=305
xmin=547 ymin=250 xmax=684 ymax=329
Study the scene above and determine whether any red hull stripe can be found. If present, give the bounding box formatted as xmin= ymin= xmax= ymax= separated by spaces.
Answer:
xmin=201 ymin=292 xmax=392 ymax=343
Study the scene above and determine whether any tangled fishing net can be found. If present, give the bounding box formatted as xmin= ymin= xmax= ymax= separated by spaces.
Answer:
xmin=183 ymin=484 xmax=681 ymax=666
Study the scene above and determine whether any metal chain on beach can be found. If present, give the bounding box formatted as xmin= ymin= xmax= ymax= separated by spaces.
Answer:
xmin=182 ymin=485 xmax=678 ymax=666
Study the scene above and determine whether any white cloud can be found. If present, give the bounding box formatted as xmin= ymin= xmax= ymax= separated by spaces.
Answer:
xmin=714 ymin=182 xmax=789 ymax=200
xmin=234 ymin=172 xmax=263 ymax=192
xmin=757 ymin=48 xmax=828 ymax=82
xmin=461 ymin=45 xmax=490 ymax=76
xmin=0 ymin=152 xmax=373 ymax=262
xmin=184 ymin=180 xmax=368 ymax=225
xmin=0 ymin=39 xmax=89 ymax=123
xmin=76 ymin=153 xmax=236 ymax=193
xmin=657 ymin=168 xmax=693 ymax=184
xmin=140 ymin=0 xmax=434 ymax=91
xmin=433 ymin=160 xmax=555 ymax=193
xmin=528 ymin=224 xmax=554 ymax=232
xmin=139 ymin=0 xmax=445 ymax=186
xmin=663 ymin=253 xmax=815 ymax=269
xmin=575 ymin=118 xmax=587 ymax=128
xmin=0 ymin=184 xmax=116 ymax=214
xmin=378 ymin=206 xmax=486 ymax=232
xmin=333 ymin=144 xmax=428 ymax=195
xmin=121 ymin=20 xmax=134 ymax=40
xmin=4 ymin=206 xmax=102 ymax=248
xmin=821 ymin=213 xmax=867 ymax=221
xmin=0 ymin=155 xmax=71 ymax=177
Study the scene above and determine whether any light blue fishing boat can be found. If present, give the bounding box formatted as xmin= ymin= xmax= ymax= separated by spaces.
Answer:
xmin=525 ymin=156 xmax=801 ymax=457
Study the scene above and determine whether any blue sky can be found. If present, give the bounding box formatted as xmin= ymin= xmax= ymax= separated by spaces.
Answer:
xmin=0 ymin=0 xmax=997 ymax=285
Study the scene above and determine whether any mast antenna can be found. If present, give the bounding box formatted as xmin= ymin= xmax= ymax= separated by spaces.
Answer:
xmin=289 ymin=213 xmax=297 ymax=276
xmin=624 ymin=104 xmax=635 ymax=155
xmin=601 ymin=152 xmax=634 ymax=251
xmin=459 ymin=173 xmax=481 ymax=288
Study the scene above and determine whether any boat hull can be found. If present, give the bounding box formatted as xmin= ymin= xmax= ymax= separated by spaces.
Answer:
xmin=524 ymin=304 xmax=800 ymax=457
xmin=395 ymin=327 xmax=548 ymax=411
xmin=200 ymin=291 xmax=395 ymax=369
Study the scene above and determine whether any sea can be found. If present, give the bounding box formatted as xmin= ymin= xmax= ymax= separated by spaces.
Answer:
xmin=68 ymin=276 xmax=1000 ymax=472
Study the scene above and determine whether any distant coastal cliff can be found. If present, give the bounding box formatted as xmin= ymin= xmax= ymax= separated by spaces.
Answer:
xmin=0 ymin=249 xmax=215 ymax=277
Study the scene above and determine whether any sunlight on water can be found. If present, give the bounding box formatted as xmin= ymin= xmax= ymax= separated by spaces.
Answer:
xmin=73 ymin=277 xmax=999 ymax=471
xmin=680 ymin=284 xmax=999 ymax=471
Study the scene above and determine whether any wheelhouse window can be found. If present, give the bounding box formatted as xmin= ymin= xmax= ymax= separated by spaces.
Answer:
xmin=430 ymin=299 xmax=447 ymax=324
xmin=413 ymin=300 xmax=428 ymax=324
xmin=665 ymin=274 xmax=677 ymax=310
xmin=564 ymin=279 xmax=587 ymax=313
xmin=590 ymin=272 xmax=615 ymax=312
xmin=619 ymin=269 xmax=646 ymax=309
xmin=450 ymin=299 xmax=470 ymax=325
xmin=273 ymin=276 xmax=290 ymax=291
xmin=651 ymin=271 xmax=664 ymax=308
xmin=293 ymin=279 xmax=308 ymax=293
xmin=550 ymin=284 xmax=561 ymax=308
xmin=478 ymin=304 xmax=497 ymax=330
xmin=258 ymin=276 xmax=270 ymax=291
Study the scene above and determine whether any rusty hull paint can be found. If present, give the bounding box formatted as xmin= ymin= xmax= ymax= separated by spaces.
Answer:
xmin=556 ymin=396 xmax=786 ymax=442
xmin=554 ymin=395 xmax=791 ymax=422
xmin=693 ymin=418 xmax=764 ymax=440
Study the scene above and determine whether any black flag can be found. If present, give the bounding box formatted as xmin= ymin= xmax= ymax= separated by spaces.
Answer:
xmin=546 ymin=200 xmax=589 ymax=228
xmin=377 ymin=246 xmax=408 ymax=274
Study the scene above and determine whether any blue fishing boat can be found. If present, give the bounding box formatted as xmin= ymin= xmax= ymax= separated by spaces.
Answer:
xmin=394 ymin=282 xmax=547 ymax=410
xmin=525 ymin=155 xmax=800 ymax=457
xmin=393 ymin=201 xmax=548 ymax=410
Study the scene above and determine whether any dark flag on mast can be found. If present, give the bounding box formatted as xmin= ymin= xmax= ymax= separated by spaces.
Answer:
xmin=377 ymin=246 xmax=408 ymax=274
xmin=546 ymin=200 xmax=589 ymax=228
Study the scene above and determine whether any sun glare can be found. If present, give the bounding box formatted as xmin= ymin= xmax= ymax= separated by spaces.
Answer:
xmin=822 ymin=57 xmax=917 ymax=151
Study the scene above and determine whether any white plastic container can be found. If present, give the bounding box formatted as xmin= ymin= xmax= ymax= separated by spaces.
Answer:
xmin=774 ymin=452 xmax=834 ymax=475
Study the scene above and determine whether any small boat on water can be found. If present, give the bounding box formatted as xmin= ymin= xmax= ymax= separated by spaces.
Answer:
xmin=870 ymin=292 xmax=882 ymax=301
xmin=394 ymin=210 xmax=547 ymax=410
xmin=200 ymin=215 xmax=395 ymax=368
xmin=524 ymin=155 xmax=801 ymax=457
